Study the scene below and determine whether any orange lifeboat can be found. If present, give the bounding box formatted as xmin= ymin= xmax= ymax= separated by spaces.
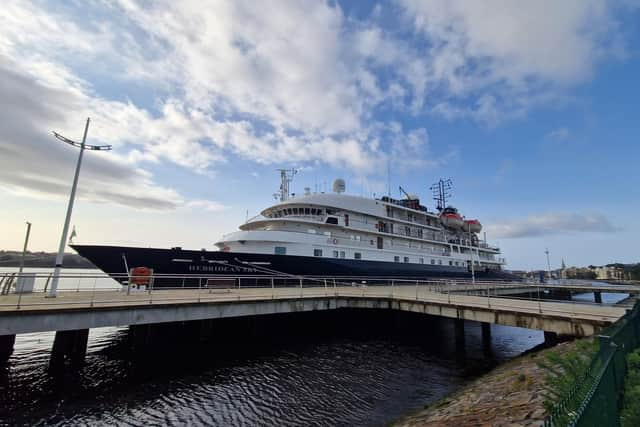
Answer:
xmin=440 ymin=206 xmax=464 ymax=230
xmin=464 ymin=219 xmax=482 ymax=233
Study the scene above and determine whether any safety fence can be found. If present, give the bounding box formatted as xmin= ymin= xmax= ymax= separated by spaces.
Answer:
xmin=544 ymin=300 xmax=640 ymax=426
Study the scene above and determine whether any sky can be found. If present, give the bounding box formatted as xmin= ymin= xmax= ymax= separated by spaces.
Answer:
xmin=1 ymin=0 xmax=639 ymax=270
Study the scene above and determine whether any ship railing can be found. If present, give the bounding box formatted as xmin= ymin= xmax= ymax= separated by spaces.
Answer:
xmin=0 ymin=271 xmax=633 ymax=312
xmin=478 ymin=242 xmax=500 ymax=251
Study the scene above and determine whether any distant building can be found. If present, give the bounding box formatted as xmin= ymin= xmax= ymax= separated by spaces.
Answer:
xmin=562 ymin=266 xmax=596 ymax=280
xmin=591 ymin=264 xmax=626 ymax=281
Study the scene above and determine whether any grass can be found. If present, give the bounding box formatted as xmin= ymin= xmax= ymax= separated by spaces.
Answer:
xmin=621 ymin=348 xmax=640 ymax=427
xmin=536 ymin=338 xmax=598 ymax=423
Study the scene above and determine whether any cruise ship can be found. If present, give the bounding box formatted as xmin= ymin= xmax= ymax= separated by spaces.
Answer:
xmin=72 ymin=172 xmax=513 ymax=286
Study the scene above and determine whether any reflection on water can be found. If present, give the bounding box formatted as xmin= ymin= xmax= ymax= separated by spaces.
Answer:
xmin=1 ymin=309 xmax=545 ymax=427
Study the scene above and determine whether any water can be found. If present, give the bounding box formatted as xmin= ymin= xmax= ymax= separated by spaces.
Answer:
xmin=0 ymin=268 xmax=627 ymax=426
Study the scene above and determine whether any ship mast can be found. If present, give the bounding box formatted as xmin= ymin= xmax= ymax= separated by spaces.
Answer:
xmin=430 ymin=178 xmax=453 ymax=212
xmin=275 ymin=168 xmax=297 ymax=202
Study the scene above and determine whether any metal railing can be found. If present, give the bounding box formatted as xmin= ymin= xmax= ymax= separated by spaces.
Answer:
xmin=0 ymin=271 xmax=630 ymax=315
xmin=544 ymin=301 xmax=640 ymax=426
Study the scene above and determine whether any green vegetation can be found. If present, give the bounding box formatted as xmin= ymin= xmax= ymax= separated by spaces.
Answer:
xmin=621 ymin=349 xmax=640 ymax=427
xmin=537 ymin=338 xmax=598 ymax=422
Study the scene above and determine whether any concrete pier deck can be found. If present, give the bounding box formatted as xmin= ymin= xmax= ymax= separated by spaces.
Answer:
xmin=0 ymin=285 xmax=625 ymax=336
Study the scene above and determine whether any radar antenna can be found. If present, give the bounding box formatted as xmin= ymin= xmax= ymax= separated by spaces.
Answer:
xmin=430 ymin=178 xmax=453 ymax=212
xmin=274 ymin=168 xmax=297 ymax=202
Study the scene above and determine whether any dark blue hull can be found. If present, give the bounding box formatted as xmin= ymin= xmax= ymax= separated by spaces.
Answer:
xmin=71 ymin=244 xmax=518 ymax=286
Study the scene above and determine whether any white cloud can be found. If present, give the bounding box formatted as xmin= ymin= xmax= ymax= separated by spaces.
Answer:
xmin=546 ymin=127 xmax=570 ymax=141
xmin=398 ymin=0 xmax=630 ymax=123
xmin=486 ymin=212 xmax=619 ymax=238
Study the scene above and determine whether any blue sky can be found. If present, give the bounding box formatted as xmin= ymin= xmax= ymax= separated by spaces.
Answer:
xmin=1 ymin=0 xmax=639 ymax=270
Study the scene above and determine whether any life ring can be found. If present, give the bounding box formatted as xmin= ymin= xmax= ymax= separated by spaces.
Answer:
xmin=333 ymin=238 xmax=338 ymax=244
xmin=130 ymin=266 xmax=152 ymax=285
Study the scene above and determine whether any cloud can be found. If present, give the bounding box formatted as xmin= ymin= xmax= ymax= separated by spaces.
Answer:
xmin=486 ymin=212 xmax=620 ymax=238
xmin=0 ymin=61 xmax=220 ymax=211
xmin=546 ymin=127 xmax=570 ymax=141
xmin=398 ymin=0 xmax=631 ymax=124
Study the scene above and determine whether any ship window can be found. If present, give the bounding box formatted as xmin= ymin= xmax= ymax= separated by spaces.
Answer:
xmin=326 ymin=216 xmax=338 ymax=225
xmin=438 ymin=260 xmax=442 ymax=265
xmin=314 ymin=249 xmax=323 ymax=257
xmin=449 ymin=260 xmax=453 ymax=266
xmin=340 ymin=251 xmax=345 ymax=258
xmin=305 ymin=208 xmax=310 ymax=215
xmin=419 ymin=258 xmax=424 ymax=264
xmin=404 ymin=257 xmax=409 ymax=263
xmin=286 ymin=208 xmax=292 ymax=215
xmin=293 ymin=208 xmax=299 ymax=215
xmin=333 ymin=250 xmax=339 ymax=258
xmin=275 ymin=246 xmax=287 ymax=255
xmin=354 ymin=252 xmax=362 ymax=260
xmin=431 ymin=259 xmax=435 ymax=265
xmin=405 ymin=226 xmax=411 ymax=236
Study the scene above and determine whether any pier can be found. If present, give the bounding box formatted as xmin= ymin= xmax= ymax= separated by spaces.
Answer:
xmin=0 ymin=274 xmax=633 ymax=368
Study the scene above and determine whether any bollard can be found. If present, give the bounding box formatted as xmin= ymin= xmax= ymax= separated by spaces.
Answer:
xmin=90 ymin=277 xmax=97 ymax=307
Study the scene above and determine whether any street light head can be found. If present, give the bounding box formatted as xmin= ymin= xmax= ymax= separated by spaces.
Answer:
xmin=87 ymin=144 xmax=113 ymax=151
xmin=53 ymin=131 xmax=112 ymax=151
xmin=53 ymin=131 xmax=83 ymax=148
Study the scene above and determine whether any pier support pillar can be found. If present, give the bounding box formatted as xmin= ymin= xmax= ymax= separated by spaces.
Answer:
xmin=481 ymin=322 xmax=492 ymax=358
xmin=594 ymin=291 xmax=602 ymax=304
xmin=481 ymin=322 xmax=491 ymax=346
xmin=128 ymin=324 xmax=151 ymax=351
xmin=50 ymin=329 xmax=89 ymax=369
xmin=544 ymin=331 xmax=558 ymax=347
xmin=0 ymin=334 xmax=16 ymax=364
xmin=454 ymin=319 xmax=466 ymax=353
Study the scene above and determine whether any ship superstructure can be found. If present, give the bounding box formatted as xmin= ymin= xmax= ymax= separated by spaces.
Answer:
xmin=215 ymin=176 xmax=504 ymax=274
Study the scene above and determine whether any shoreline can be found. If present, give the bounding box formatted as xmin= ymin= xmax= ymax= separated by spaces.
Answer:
xmin=393 ymin=339 xmax=580 ymax=427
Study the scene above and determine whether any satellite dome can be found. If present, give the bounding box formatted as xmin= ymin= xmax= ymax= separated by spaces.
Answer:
xmin=332 ymin=178 xmax=346 ymax=194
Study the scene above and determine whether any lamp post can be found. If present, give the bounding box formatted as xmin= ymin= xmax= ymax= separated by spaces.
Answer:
xmin=18 ymin=222 xmax=32 ymax=277
xmin=48 ymin=118 xmax=112 ymax=297
xmin=545 ymin=248 xmax=552 ymax=281
xmin=468 ymin=222 xmax=475 ymax=284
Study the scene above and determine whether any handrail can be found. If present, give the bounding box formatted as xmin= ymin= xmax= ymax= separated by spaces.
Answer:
xmin=544 ymin=301 xmax=640 ymax=426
